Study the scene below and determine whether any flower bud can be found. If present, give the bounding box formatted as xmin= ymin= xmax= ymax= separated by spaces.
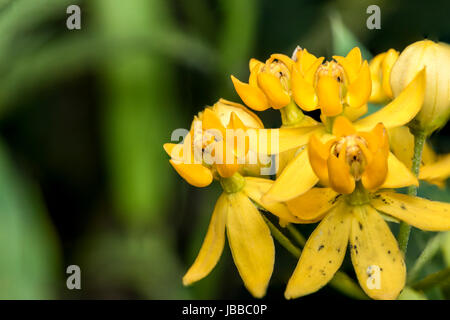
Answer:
xmin=390 ymin=40 xmax=450 ymax=134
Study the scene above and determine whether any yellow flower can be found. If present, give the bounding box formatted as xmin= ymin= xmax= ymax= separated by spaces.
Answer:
xmin=390 ymin=40 xmax=450 ymax=134
xmin=369 ymin=49 xmax=399 ymax=103
xmin=231 ymin=54 xmax=295 ymax=111
xmin=164 ymin=99 xmax=263 ymax=185
xmin=291 ymin=47 xmax=371 ymax=117
xmin=164 ymin=99 xmax=304 ymax=297
xmin=389 ymin=126 xmax=450 ymax=187
xmin=261 ymin=70 xmax=426 ymax=203
xmin=284 ymin=118 xmax=450 ymax=300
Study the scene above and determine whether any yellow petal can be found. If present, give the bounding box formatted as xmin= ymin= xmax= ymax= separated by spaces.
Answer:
xmin=215 ymin=98 xmax=264 ymax=129
xmin=226 ymin=192 xmax=275 ymax=298
xmin=254 ymin=126 xmax=323 ymax=155
xmin=183 ymin=193 xmax=228 ymax=285
xmin=370 ymin=191 xmax=450 ymax=231
xmin=381 ymin=49 xmax=399 ymax=98
xmin=202 ymin=108 xmax=226 ymax=134
xmin=419 ymin=154 xmax=450 ymax=182
xmin=269 ymin=53 xmax=294 ymax=70
xmin=286 ymin=187 xmax=340 ymax=221
xmin=297 ymin=49 xmax=321 ymax=74
xmin=350 ymin=205 xmax=405 ymax=300
xmin=242 ymin=177 xmax=308 ymax=223
xmin=249 ymin=58 xmax=263 ymax=71
xmin=327 ymin=151 xmax=355 ymax=194
xmin=346 ymin=61 xmax=372 ymax=108
xmin=380 ymin=152 xmax=418 ymax=189
xmin=316 ymin=75 xmax=343 ymax=117
xmin=332 ymin=116 xmax=356 ymax=136
xmin=361 ymin=148 xmax=388 ymax=191
xmin=285 ymin=202 xmax=351 ymax=299
xmin=169 ymin=160 xmax=213 ymax=187
xmin=304 ymin=57 xmax=325 ymax=84
xmin=292 ymin=65 xmax=319 ymax=111
xmin=263 ymin=148 xmax=319 ymax=203
xmin=343 ymin=104 xmax=368 ymax=121
xmin=257 ymin=72 xmax=291 ymax=109
xmin=308 ymin=134 xmax=335 ymax=185
xmin=333 ymin=47 xmax=363 ymax=83
xmin=231 ymin=75 xmax=270 ymax=111
xmin=369 ymin=53 xmax=387 ymax=103
xmin=354 ymin=69 xmax=426 ymax=131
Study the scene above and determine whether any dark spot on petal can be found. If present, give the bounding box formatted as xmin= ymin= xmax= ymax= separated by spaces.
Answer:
xmin=318 ymin=245 xmax=325 ymax=251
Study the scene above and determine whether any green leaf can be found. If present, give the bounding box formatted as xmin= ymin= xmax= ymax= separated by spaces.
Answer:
xmin=329 ymin=11 xmax=372 ymax=60
xmin=0 ymin=138 xmax=60 ymax=299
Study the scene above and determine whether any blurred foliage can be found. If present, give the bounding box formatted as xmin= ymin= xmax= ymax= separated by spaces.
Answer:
xmin=0 ymin=0 xmax=447 ymax=299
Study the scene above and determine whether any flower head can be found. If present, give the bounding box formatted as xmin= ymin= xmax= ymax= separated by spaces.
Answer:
xmin=262 ymin=70 xmax=426 ymax=203
xmin=291 ymin=47 xmax=371 ymax=117
xmin=164 ymin=99 xmax=263 ymax=186
xmin=309 ymin=116 xmax=390 ymax=194
xmin=231 ymin=54 xmax=295 ymax=111
xmin=164 ymin=99 xmax=306 ymax=298
xmin=284 ymin=121 xmax=450 ymax=300
xmin=390 ymin=40 xmax=450 ymax=134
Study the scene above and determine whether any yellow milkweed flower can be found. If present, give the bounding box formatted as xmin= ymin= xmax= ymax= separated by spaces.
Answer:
xmin=291 ymin=47 xmax=371 ymax=118
xmin=369 ymin=49 xmax=399 ymax=103
xmin=261 ymin=70 xmax=426 ymax=204
xmin=389 ymin=126 xmax=450 ymax=187
xmin=231 ymin=54 xmax=295 ymax=111
xmin=164 ymin=99 xmax=304 ymax=298
xmin=390 ymin=40 xmax=450 ymax=134
xmin=284 ymin=116 xmax=450 ymax=300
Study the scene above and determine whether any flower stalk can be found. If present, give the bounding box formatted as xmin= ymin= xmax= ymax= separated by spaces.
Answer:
xmin=280 ymin=100 xmax=305 ymax=127
xmin=397 ymin=130 xmax=426 ymax=253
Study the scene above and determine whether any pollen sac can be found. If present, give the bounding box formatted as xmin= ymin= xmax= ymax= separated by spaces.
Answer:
xmin=292 ymin=47 xmax=372 ymax=118
xmin=308 ymin=116 xmax=389 ymax=194
xmin=231 ymin=54 xmax=295 ymax=110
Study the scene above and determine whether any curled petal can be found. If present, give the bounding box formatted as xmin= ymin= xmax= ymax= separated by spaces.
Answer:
xmin=346 ymin=61 xmax=372 ymax=108
xmin=169 ymin=160 xmax=213 ymax=187
xmin=327 ymin=149 xmax=355 ymax=194
xmin=308 ymin=134 xmax=334 ymax=185
xmin=361 ymin=147 xmax=388 ymax=191
xmin=231 ymin=75 xmax=270 ymax=111
xmin=316 ymin=75 xmax=343 ymax=117
xmin=292 ymin=65 xmax=319 ymax=111
xmin=257 ymin=72 xmax=291 ymax=109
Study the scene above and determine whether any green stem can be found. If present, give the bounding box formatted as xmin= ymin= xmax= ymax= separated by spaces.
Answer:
xmin=262 ymin=215 xmax=302 ymax=258
xmin=262 ymin=214 xmax=368 ymax=300
xmin=407 ymin=233 xmax=443 ymax=283
xmin=286 ymin=223 xmax=306 ymax=247
xmin=411 ymin=267 xmax=450 ymax=291
xmin=280 ymin=100 xmax=304 ymax=127
xmin=397 ymin=130 xmax=426 ymax=253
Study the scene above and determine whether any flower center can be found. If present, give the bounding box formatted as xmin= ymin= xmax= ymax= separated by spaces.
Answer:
xmin=332 ymin=135 xmax=368 ymax=180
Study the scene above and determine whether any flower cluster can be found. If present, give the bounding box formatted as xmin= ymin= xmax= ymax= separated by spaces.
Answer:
xmin=164 ymin=40 xmax=450 ymax=300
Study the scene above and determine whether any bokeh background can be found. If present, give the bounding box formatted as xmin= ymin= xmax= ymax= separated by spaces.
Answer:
xmin=0 ymin=0 xmax=449 ymax=299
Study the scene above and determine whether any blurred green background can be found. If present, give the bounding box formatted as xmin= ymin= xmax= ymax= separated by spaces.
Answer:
xmin=0 ymin=0 xmax=448 ymax=299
